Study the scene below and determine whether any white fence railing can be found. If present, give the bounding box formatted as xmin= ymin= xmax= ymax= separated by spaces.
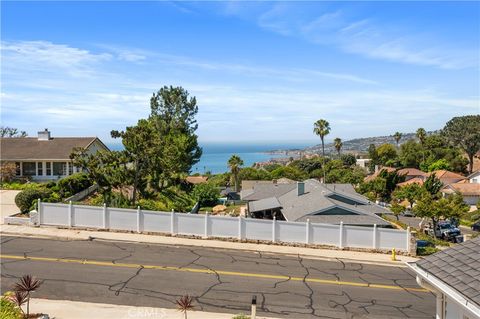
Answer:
xmin=37 ymin=200 xmax=411 ymax=252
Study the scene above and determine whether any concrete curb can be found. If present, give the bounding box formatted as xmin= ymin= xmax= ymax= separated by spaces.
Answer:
xmin=28 ymin=298 xmax=278 ymax=319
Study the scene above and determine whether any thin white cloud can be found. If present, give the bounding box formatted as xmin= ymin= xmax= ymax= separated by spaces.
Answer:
xmin=2 ymin=39 xmax=478 ymax=142
xmin=1 ymin=40 xmax=112 ymax=77
xmin=251 ymin=4 xmax=479 ymax=70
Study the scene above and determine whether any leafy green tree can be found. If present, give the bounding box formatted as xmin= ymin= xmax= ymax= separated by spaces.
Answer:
xmin=0 ymin=126 xmax=27 ymax=137
xmin=393 ymin=132 xmax=402 ymax=148
xmin=270 ymin=166 xmax=307 ymax=181
xmin=376 ymin=144 xmax=398 ymax=166
xmin=427 ymin=159 xmax=450 ymax=172
xmin=423 ymin=173 xmax=444 ymax=198
xmin=420 ymin=134 xmax=468 ymax=173
xmin=443 ymin=115 xmax=480 ymax=173
xmin=70 ymin=149 xmax=123 ymax=205
xmin=340 ymin=154 xmax=356 ymax=167
xmin=414 ymin=193 xmax=468 ymax=238
xmin=192 ymin=183 xmax=220 ymax=207
xmin=263 ymin=163 xmax=282 ymax=172
xmin=228 ymin=155 xmax=244 ymax=192
xmin=313 ymin=119 xmax=331 ymax=157
xmin=326 ymin=166 xmax=366 ymax=184
xmin=238 ymin=167 xmax=271 ymax=182
xmin=377 ymin=169 xmax=405 ymax=201
xmin=367 ymin=144 xmax=379 ymax=171
xmin=399 ymin=140 xmax=423 ymax=168
xmin=290 ymin=158 xmax=324 ymax=174
xmin=333 ymin=137 xmax=343 ymax=156
xmin=390 ymin=202 xmax=405 ymax=221
xmin=393 ymin=183 xmax=425 ymax=209
xmin=357 ymin=177 xmax=386 ymax=201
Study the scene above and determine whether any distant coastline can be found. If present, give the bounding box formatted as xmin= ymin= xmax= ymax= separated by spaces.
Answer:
xmin=106 ymin=142 xmax=310 ymax=174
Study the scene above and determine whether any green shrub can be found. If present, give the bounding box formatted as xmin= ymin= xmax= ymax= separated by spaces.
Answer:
xmin=57 ymin=173 xmax=92 ymax=198
xmin=192 ymin=183 xmax=220 ymax=207
xmin=0 ymin=293 xmax=23 ymax=319
xmin=417 ymin=246 xmax=440 ymax=256
xmin=232 ymin=314 xmax=250 ymax=319
xmin=15 ymin=188 xmax=52 ymax=213
xmin=138 ymin=199 xmax=168 ymax=211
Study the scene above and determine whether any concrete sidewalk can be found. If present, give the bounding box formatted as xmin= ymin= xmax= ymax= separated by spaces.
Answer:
xmin=29 ymin=298 xmax=275 ymax=319
xmin=0 ymin=224 xmax=418 ymax=266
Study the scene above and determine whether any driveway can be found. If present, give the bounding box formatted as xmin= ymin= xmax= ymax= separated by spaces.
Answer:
xmin=0 ymin=189 xmax=20 ymax=223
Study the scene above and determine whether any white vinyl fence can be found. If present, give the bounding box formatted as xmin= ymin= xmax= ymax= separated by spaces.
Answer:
xmin=37 ymin=200 xmax=411 ymax=252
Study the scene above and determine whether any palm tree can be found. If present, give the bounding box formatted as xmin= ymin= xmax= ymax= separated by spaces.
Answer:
xmin=313 ymin=119 xmax=331 ymax=157
xmin=416 ymin=128 xmax=427 ymax=163
xmin=313 ymin=119 xmax=331 ymax=183
xmin=228 ymin=155 xmax=244 ymax=192
xmin=14 ymin=274 xmax=42 ymax=318
xmin=416 ymin=128 xmax=427 ymax=146
xmin=333 ymin=137 xmax=343 ymax=156
xmin=176 ymin=295 xmax=194 ymax=319
xmin=393 ymin=132 xmax=402 ymax=148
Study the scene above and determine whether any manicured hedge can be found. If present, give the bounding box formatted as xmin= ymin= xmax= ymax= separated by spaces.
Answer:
xmin=15 ymin=188 xmax=52 ymax=213
xmin=57 ymin=173 xmax=92 ymax=198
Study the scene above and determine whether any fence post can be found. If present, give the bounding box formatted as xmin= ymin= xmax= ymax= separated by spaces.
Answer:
xmin=238 ymin=216 xmax=243 ymax=240
xmin=372 ymin=224 xmax=378 ymax=249
xmin=204 ymin=212 xmax=209 ymax=238
xmin=406 ymin=227 xmax=411 ymax=252
xmin=272 ymin=217 xmax=276 ymax=243
xmin=68 ymin=201 xmax=73 ymax=227
xmin=339 ymin=221 xmax=344 ymax=249
xmin=137 ymin=206 xmax=142 ymax=233
xmin=171 ymin=209 xmax=175 ymax=235
xmin=37 ymin=198 xmax=42 ymax=225
xmin=103 ymin=203 xmax=108 ymax=229
xmin=306 ymin=218 xmax=311 ymax=244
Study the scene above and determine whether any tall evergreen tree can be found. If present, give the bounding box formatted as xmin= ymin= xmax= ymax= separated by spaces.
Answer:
xmin=442 ymin=115 xmax=480 ymax=173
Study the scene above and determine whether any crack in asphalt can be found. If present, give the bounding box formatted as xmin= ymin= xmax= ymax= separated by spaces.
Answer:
xmin=109 ymin=266 xmax=144 ymax=296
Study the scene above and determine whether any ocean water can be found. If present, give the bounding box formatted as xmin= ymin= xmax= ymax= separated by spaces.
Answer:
xmin=107 ymin=142 xmax=311 ymax=174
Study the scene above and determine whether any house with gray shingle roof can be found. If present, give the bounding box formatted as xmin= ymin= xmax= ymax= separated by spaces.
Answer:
xmin=0 ymin=129 xmax=109 ymax=181
xmin=241 ymin=179 xmax=391 ymax=226
xmin=407 ymin=237 xmax=480 ymax=319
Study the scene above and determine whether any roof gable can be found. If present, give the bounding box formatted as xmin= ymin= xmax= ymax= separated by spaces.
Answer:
xmin=0 ymin=137 xmax=107 ymax=160
xmin=416 ymin=237 xmax=480 ymax=307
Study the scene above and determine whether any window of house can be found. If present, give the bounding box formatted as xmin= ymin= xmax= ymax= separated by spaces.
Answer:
xmin=15 ymin=162 xmax=21 ymax=176
xmin=37 ymin=162 xmax=43 ymax=176
xmin=46 ymin=162 xmax=52 ymax=176
xmin=68 ymin=163 xmax=73 ymax=175
xmin=53 ymin=162 xmax=66 ymax=176
xmin=23 ymin=162 xmax=36 ymax=176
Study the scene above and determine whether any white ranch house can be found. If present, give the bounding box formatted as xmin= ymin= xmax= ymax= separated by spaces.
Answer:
xmin=0 ymin=129 xmax=109 ymax=180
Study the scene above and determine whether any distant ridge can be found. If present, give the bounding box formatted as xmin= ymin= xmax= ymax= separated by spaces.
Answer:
xmin=301 ymin=130 xmax=438 ymax=154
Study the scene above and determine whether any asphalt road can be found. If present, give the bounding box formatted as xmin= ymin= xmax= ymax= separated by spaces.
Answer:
xmin=0 ymin=236 xmax=435 ymax=319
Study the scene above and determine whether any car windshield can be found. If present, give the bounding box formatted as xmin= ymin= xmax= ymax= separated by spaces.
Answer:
xmin=439 ymin=224 xmax=452 ymax=230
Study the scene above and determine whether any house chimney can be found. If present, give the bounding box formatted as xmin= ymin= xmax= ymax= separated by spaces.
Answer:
xmin=297 ymin=181 xmax=305 ymax=196
xmin=38 ymin=128 xmax=51 ymax=141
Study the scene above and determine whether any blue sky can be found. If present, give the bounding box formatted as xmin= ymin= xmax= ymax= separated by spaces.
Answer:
xmin=1 ymin=1 xmax=479 ymax=144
